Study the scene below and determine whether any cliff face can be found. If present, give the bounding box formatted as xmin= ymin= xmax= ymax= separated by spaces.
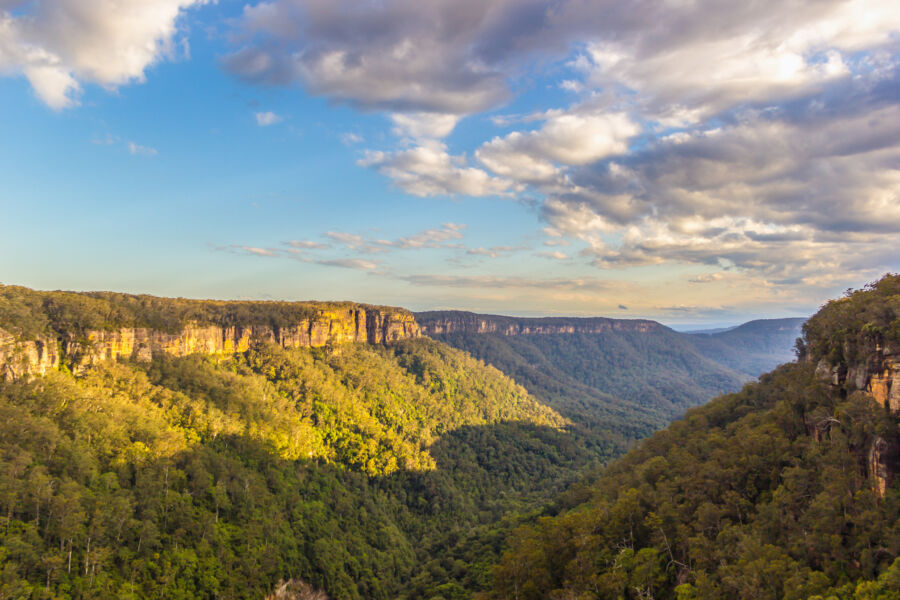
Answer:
xmin=811 ymin=345 xmax=900 ymax=497
xmin=0 ymin=328 xmax=60 ymax=379
xmin=814 ymin=344 xmax=900 ymax=414
xmin=0 ymin=307 xmax=419 ymax=379
xmin=416 ymin=310 xmax=664 ymax=336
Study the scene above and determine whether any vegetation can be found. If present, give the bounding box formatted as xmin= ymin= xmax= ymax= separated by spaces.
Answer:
xmin=427 ymin=329 xmax=747 ymax=433
xmin=0 ymin=338 xmax=607 ymax=599
xmin=687 ymin=317 xmax=806 ymax=376
xmin=801 ymin=274 xmax=900 ymax=369
xmin=5 ymin=279 xmax=890 ymax=599
xmin=0 ymin=284 xmax=404 ymax=338
xmin=484 ymin=276 xmax=900 ymax=600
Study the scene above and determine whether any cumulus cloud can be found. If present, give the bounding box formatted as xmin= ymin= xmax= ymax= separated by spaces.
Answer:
xmin=226 ymin=0 xmax=899 ymax=117
xmin=538 ymin=92 xmax=900 ymax=285
xmin=477 ymin=111 xmax=638 ymax=181
xmin=0 ymin=0 xmax=205 ymax=109
xmin=390 ymin=112 xmax=459 ymax=139
xmin=255 ymin=111 xmax=283 ymax=126
xmin=224 ymin=0 xmax=542 ymax=114
xmin=358 ymin=140 xmax=516 ymax=197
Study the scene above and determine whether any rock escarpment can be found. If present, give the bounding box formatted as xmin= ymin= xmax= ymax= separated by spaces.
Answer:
xmin=416 ymin=310 xmax=664 ymax=336
xmin=800 ymin=275 xmax=900 ymax=497
xmin=813 ymin=344 xmax=900 ymax=414
xmin=0 ymin=307 xmax=419 ymax=379
xmin=0 ymin=328 xmax=60 ymax=379
xmin=810 ymin=350 xmax=900 ymax=496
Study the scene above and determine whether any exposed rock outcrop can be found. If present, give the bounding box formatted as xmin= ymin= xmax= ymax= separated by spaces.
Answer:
xmin=811 ymin=345 xmax=900 ymax=497
xmin=0 ymin=307 xmax=419 ymax=379
xmin=416 ymin=310 xmax=664 ymax=336
xmin=0 ymin=328 xmax=60 ymax=379
xmin=868 ymin=436 xmax=892 ymax=498
xmin=814 ymin=344 xmax=900 ymax=414
xmin=265 ymin=579 xmax=330 ymax=600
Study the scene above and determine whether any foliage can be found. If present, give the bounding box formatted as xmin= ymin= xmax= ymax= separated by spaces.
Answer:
xmin=484 ymin=276 xmax=900 ymax=600
xmin=485 ymin=362 xmax=900 ymax=599
xmin=0 ymin=338 xmax=603 ymax=599
xmin=0 ymin=284 xmax=406 ymax=337
xmin=429 ymin=329 xmax=747 ymax=436
xmin=803 ymin=273 xmax=900 ymax=368
xmin=687 ymin=317 xmax=806 ymax=376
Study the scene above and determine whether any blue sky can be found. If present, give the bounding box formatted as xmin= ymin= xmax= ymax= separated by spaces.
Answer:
xmin=1 ymin=0 xmax=898 ymax=326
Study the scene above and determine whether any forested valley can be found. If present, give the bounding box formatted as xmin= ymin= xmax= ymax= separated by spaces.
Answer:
xmin=484 ymin=274 xmax=900 ymax=599
xmin=3 ymin=277 xmax=898 ymax=599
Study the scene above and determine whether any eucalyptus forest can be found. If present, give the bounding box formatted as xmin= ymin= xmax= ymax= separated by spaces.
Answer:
xmin=1 ymin=276 xmax=899 ymax=599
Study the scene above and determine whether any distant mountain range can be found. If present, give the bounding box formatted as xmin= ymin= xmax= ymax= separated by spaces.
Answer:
xmin=416 ymin=311 xmax=805 ymax=436
xmin=686 ymin=317 xmax=806 ymax=376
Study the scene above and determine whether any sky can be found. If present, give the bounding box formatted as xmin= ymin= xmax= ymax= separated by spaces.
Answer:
xmin=0 ymin=0 xmax=898 ymax=326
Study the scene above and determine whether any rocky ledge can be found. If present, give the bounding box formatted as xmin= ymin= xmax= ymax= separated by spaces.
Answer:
xmin=814 ymin=343 xmax=900 ymax=414
xmin=0 ymin=307 xmax=419 ymax=379
xmin=415 ymin=310 xmax=664 ymax=336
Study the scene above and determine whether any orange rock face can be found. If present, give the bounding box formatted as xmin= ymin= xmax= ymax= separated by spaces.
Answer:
xmin=0 ymin=307 xmax=420 ymax=379
xmin=867 ymin=359 xmax=900 ymax=413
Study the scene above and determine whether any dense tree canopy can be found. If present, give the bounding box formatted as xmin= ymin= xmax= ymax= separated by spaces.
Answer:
xmin=0 ymin=284 xmax=402 ymax=337
xmin=484 ymin=276 xmax=900 ymax=600
xmin=0 ymin=338 xmax=605 ymax=599
xmin=428 ymin=329 xmax=747 ymax=437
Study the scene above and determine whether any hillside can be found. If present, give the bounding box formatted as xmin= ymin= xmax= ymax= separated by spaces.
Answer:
xmin=416 ymin=311 xmax=751 ymax=434
xmin=0 ymin=286 xmax=825 ymax=599
xmin=0 ymin=287 xmax=608 ymax=599
xmin=687 ymin=317 xmax=806 ymax=376
xmin=484 ymin=275 xmax=900 ymax=600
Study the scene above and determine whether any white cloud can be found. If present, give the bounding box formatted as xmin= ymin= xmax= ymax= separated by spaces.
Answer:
xmin=318 ymin=258 xmax=378 ymax=271
xmin=358 ymin=140 xmax=516 ymax=197
xmin=376 ymin=222 xmax=466 ymax=249
xmin=476 ymin=110 xmax=638 ymax=182
xmin=466 ymin=245 xmax=518 ymax=259
xmin=255 ymin=111 xmax=283 ymax=126
xmin=127 ymin=141 xmax=157 ymax=156
xmin=225 ymin=0 xmax=900 ymax=299
xmin=286 ymin=239 xmax=330 ymax=249
xmin=0 ymin=0 xmax=205 ymax=109
xmin=235 ymin=245 xmax=278 ymax=257
xmin=390 ymin=112 xmax=459 ymax=139
xmin=340 ymin=132 xmax=363 ymax=145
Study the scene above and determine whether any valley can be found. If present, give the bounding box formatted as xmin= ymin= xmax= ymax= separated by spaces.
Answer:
xmin=4 ymin=279 xmax=899 ymax=600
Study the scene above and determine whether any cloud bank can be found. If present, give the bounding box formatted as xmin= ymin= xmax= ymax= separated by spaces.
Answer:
xmin=225 ymin=0 xmax=900 ymax=294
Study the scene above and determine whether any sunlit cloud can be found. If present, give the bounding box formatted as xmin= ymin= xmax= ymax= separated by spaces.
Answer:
xmin=0 ymin=0 xmax=205 ymax=109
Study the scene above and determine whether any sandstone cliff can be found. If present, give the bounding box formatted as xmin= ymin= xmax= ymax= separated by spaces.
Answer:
xmin=0 ymin=306 xmax=419 ymax=379
xmin=808 ymin=350 xmax=900 ymax=497
xmin=813 ymin=343 xmax=900 ymax=414
xmin=415 ymin=310 xmax=664 ymax=336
